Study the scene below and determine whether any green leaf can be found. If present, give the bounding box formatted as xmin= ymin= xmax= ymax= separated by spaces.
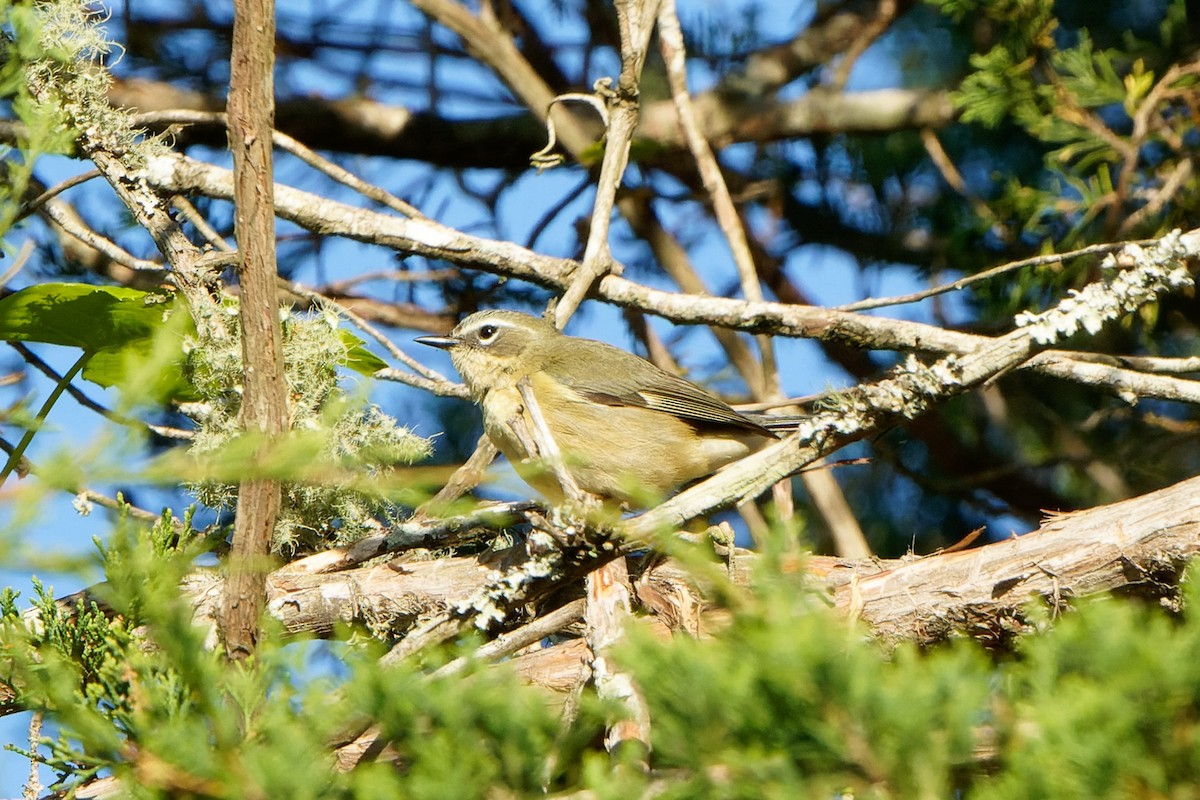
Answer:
xmin=0 ymin=283 xmax=195 ymax=401
xmin=0 ymin=283 xmax=179 ymax=350
xmin=0 ymin=284 xmax=389 ymax=400
xmin=339 ymin=330 xmax=388 ymax=376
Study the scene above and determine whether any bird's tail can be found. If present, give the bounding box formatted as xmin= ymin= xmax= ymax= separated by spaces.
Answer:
xmin=746 ymin=413 xmax=807 ymax=433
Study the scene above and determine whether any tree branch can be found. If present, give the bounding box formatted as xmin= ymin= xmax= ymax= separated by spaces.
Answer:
xmin=140 ymin=151 xmax=1200 ymax=407
xmin=223 ymin=0 xmax=288 ymax=661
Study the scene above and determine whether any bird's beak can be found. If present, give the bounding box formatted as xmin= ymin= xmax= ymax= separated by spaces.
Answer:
xmin=414 ymin=334 xmax=458 ymax=350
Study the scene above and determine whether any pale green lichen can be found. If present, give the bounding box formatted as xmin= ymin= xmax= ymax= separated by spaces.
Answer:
xmin=27 ymin=0 xmax=168 ymax=164
xmin=186 ymin=310 xmax=432 ymax=555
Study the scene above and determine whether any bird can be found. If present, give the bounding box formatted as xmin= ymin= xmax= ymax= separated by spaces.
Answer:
xmin=416 ymin=310 xmax=794 ymax=507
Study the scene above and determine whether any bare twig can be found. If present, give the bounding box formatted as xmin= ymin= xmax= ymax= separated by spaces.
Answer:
xmin=379 ymin=610 xmax=462 ymax=667
xmin=921 ymin=127 xmax=1007 ymax=239
xmin=514 ymin=376 xmax=587 ymax=504
xmin=170 ymin=195 xmax=233 ymax=251
xmin=281 ymin=278 xmax=462 ymax=392
xmin=828 ymin=0 xmax=898 ymax=91
xmin=412 ymin=436 xmax=501 ymax=517
xmin=38 ymin=199 xmax=163 ymax=273
xmin=657 ymin=0 xmax=770 ymax=393
xmin=410 ymin=0 xmax=594 ymax=156
xmin=134 ymin=109 xmax=429 ymax=219
xmin=836 ymin=239 xmax=1152 ymax=313
xmin=0 ymin=239 xmax=35 ymax=290
xmin=614 ymin=194 xmax=766 ymax=399
xmin=0 ymin=431 xmax=163 ymax=523
xmin=272 ymin=128 xmax=428 ymax=219
xmin=1120 ymin=158 xmax=1193 ymax=237
xmin=74 ymin=490 xmax=164 ymax=523
xmin=322 ymin=268 xmax=460 ymax=293
xmin=658 ymin=0 xmax=866 ymax=556
xmin=16 ymin=169 xmax=102 ymax=223
xmin=10 ymin=341 xmax=193 ymax=440
xmin=553 ymin=0 xmax=660 ymax=328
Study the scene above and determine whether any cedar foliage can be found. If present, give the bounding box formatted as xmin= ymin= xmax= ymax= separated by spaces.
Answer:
xmin=6 ymin=517 xmax=1200 ymax=797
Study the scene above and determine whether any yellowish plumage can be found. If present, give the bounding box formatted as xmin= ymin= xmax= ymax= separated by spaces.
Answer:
xmin=416 ymin=310 xmax=778 ymax=507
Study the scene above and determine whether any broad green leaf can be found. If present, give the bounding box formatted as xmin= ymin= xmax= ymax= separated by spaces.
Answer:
xmin=0 ymin=283 xmax=387 ymax=398
xmin=0 ymin=283 xmax=196 ymax=403
xmin=0 ymin=283 xmax=179 ymax=350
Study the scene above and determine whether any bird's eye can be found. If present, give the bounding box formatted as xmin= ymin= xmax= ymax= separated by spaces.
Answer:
xmin=477 ymin=324 xmax=499 ymax=342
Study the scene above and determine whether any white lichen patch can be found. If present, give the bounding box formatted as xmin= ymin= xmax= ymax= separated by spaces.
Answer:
xmin=1016 ymin=231 xmax=1195 ymax=344
xmin=455 ymin=548 xmax=564 ymax=630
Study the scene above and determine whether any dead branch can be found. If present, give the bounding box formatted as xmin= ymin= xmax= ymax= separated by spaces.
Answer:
xmin=139 ymin=152 xmax=1200 ymax=409
xmin=7 ymin=468 xmax=1199 ymax=723
xmin=498 ymin=471 xmax=1200 ymax=693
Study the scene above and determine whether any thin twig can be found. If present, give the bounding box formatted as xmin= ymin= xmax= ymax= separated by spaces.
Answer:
xmin=76 ymin=490 xmax=164 ymax=523
xmin=133 ymin=109 xmax=427 ymax=219
xmin=1098 ymin=354 xmax=1200 ymax=374
xmin=322 ymin=268 xmax=460 ymax=293
xmin=553 ymin=0 xmax=661 ymax=329
xmin=657 ymin=0 xmax=773 ymax=398
xmin=614 ymin=194 xmax=766 ymax=400
xmin=379 ymin=610 xmax=462 ymax=667
xmin=921 ymin=127 xmax=1007 ymax=239
xmin=282 ymin=278 xmax=461 ymax=391
xmin=0 ymin=350 xmax=91 ymax=489
xmin=273 ymin=127 xmax=428 ymax=219
xmin=515 ymin=376 xmax=586 ymax=503
xmin=413 ymin=436 xmax=501 ymax=517
xmin=525 ymin=173 xmax=593 ymax=251
xmin=828 ymin=0 xmax=898 ymax=91
xmin=659 ymin=0 xmax=862 ymax=554
xmin=11 ymin=341 xmax=193 ymax=440
xmin=38 ymin=200 xmax=163 ymax=272
xmin=170 ymin=195 xmax=233 ymax=251
xmin=1120 ymin=158 xmax=1193 ymax=237
xmin=15 ymin=170 xmax=102 ymax=223
xmin=836 ymin=240 xmax=1152 ymax=313
xmin=0 ymin=239 xmax=35 ymax=290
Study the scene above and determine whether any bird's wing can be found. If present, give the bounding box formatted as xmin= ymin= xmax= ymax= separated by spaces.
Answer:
xmin=556 ymin=350 xmax=776 ymax=437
